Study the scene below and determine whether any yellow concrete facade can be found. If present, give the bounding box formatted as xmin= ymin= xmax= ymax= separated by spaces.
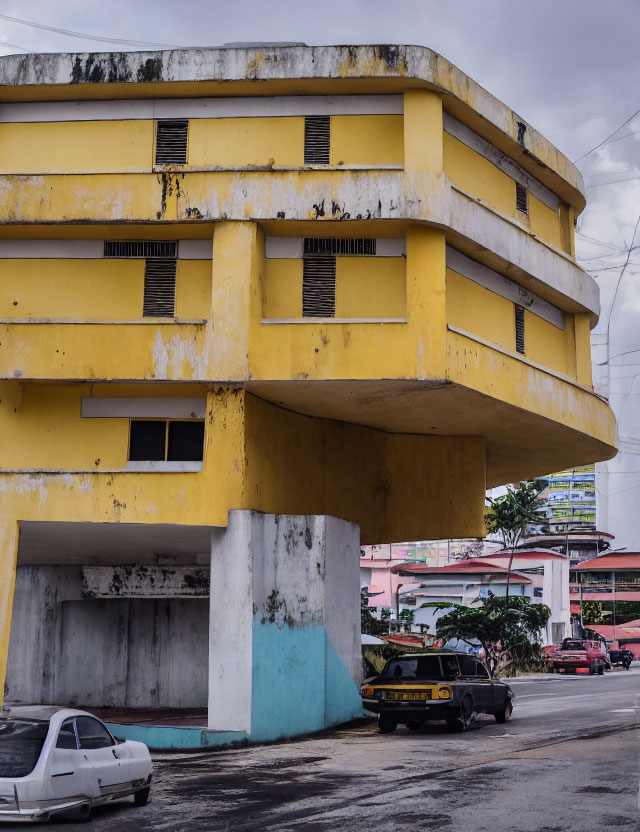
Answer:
xmin=0 ymin=45 xmax=617 ymax=696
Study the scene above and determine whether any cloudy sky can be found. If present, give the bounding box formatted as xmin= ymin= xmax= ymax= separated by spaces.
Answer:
xmin=0 ymin=0 xmax=638 ymax=352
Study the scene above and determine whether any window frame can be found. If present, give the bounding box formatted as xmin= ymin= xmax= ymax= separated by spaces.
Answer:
xmin=55 ymin=717 xmax=80 ymax=750
xmin=128 ymin=418 xmax=205 ymax=463
xmin=74 ymin=716 xmax=116 ymax=751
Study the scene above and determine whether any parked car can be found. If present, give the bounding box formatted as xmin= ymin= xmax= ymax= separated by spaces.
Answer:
xmin=361 ymin=650 xmax=514 ymax=733
xmin=546 ymin=638 xmax=610 ymax=674
xmin=0 ymin=709 xmax=152 ymax=823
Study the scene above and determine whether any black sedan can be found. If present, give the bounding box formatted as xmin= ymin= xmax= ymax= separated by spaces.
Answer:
xmin=361 ymin=650 xmax=514 ymax=733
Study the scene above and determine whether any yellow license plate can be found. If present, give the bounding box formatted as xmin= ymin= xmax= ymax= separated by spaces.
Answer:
xmin=384 ymin=691 xmax=431 ymax=701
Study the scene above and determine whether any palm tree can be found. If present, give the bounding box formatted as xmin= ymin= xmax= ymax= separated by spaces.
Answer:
xmin=484 ymin=480 xmax=547 ymax=634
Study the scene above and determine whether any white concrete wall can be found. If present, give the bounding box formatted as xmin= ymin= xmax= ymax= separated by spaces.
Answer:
xmin=6 ymin=565 xmax=208 ymax=707
xmin=208 ymin=511 xmax=362 ymax=739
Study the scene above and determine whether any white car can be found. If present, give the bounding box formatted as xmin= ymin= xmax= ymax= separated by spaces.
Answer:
xmin=0 ymin=708 xmax=152 ymax=823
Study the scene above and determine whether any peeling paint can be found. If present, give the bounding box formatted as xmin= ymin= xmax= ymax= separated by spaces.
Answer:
xmin=152 ymin=329 xmax=207 ymax=380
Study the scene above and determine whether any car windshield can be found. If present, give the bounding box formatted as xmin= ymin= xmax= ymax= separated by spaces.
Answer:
xmin=0 ymin=720 xmax=49 ymax=777
xmin=562 ymin=640 xmax=587 ymax=650
xmin=381 ymin=656 xmax=444 ymax=680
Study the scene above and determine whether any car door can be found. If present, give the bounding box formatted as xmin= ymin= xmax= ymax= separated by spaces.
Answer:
xmin=459 ymin=655 xmax=492 ymax=711
xmin=49 ymin=717 xmax=95 ymax=803
xmin=472 ymin=658 xmax=495 ymax=712
xmin=75 ymin=716 xmax=124 ymax=796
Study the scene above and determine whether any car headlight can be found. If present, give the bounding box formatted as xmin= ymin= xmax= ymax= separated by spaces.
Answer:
xmin=437 ymin=686 xmax=452 ymax=700
xmin=361 ymin=686 xmax=374 ymax=697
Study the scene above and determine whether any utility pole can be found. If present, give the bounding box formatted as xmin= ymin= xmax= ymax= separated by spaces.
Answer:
xmin=396 ymin=583 xmax=403 ymax=631
xmin=612 ymin=570 xmax=617 ymax=646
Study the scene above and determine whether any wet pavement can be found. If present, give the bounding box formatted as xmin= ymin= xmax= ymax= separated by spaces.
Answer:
xmin=38 ymin=669 xmax=640 ymax=831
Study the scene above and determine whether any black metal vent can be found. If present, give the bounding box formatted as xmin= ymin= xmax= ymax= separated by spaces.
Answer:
xmin=515 ymin=304 xmax=525 ymax=354
xmin=515 ymin=181 xmax=528 ymax=215
xmin=304 ymin=116 xmax=330 ymax=165
xmin=155 ymin=120 xmax=189 ymax=165
xmin=303 ymin=238 xmax=376 ymax=256
xmin=143 ymin=259 xmax=177 ymax=317
xmin=302 ymin=256 xmax=336 ymax=317
xmin=104 ymin=241 xmax=177 ymax=258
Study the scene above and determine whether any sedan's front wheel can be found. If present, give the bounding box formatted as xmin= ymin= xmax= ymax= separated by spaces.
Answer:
xmin=495 ymin=700 xmax=513 ymax=723
xmin=133 ymin=787 xmax=150 ymax=807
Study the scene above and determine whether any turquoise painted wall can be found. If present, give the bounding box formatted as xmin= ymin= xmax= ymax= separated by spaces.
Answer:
xmin=324 ymin=631 xmax=362 ymax=726
xmin=250 ymin=619 xmax=362 ymax=742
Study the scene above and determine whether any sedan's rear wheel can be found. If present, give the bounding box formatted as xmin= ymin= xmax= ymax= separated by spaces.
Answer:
xmin=133 ymin=787 xmax=150 ymax=807
xmin=378 ymin=714 xmax=398 ymax=734
xmin=495 ymin=699 xmax=513 ymax=723
xmin=446 ymin=695 xmax=474 ymax=732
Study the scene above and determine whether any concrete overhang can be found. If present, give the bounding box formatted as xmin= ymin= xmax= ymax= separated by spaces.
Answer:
xmin=245 ymin=377 xmax=617 ymax=488
xmin=17 ymin=520 xmax=214 ymax=565
xmin=0 ymin=44 xmax=585 ymax=212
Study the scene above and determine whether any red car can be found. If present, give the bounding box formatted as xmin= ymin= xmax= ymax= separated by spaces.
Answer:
xmin=546 ymin=638 xmax=610 ymax=675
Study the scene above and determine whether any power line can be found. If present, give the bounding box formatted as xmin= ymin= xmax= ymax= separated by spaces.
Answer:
xmin=577 ymin=245 xmax=640 ymax=262
xmin=585 ymin=168 xmax=639 ymax=179
xmin=0 ymin=12 xmax=181 ymax=49
xmin=0 ymin=40 xmax=31 ymax=52
xmin=575 ymin=231 xmax=622 ymax=250
xmin=573 ymin=105 xmax=640 ymax=165
xmin=587 ymin=176 xmax=640 ymax=188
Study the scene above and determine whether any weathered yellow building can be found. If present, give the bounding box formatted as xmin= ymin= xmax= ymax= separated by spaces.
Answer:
xmin=0 ymin=44 xmax=616 ymax=746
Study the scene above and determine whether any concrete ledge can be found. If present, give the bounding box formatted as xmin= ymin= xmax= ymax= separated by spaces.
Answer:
xmin=446 ymin=188 xmax=599 ymax=321
xmin=0 ymin=45 xmax=584 ymax=208
xmin=104 ymin=722 xmax=248 ymax=750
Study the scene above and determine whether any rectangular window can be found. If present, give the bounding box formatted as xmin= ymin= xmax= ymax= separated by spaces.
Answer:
xmin=129 ymin=420 xmax=205 ymax=462
xmin=302 ymin=256 xmax=336 ymax=317
xmin=304 ymin=116 xmax=330 ymax=165
xmin=155 ymin=119 xmax=189 ymax=166
xmin=167 ymin=421 xmax=205 ymax=461
xmin=129 ymin=420 xmax=166 ymax=461
xmin=458 ymin=655 xmax=477 ymax=676
xmin=515 ymin=181 xmax=529 ymax=215
xmin=143 ymin=259 xmax=177 ymax=317
xmin=515 ymin=304 xmax=525 ymax=354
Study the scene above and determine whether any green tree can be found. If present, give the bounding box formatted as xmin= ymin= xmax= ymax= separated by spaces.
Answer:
xmin=581 ymin=600 xmax=603 ymax=625
xmin=361 ymin=588 xmax=388 ymax=636
xmin=601 ymin=600 xmax=640 ymax=624
xmin=424 ymin=594 xmax=551 ymax=676
xmin=485 ymin=480 xmax=547 ymax=612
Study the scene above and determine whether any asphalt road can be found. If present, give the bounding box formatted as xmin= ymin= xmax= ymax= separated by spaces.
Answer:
xmin=46 ymin=667 xmax=639 ymax=832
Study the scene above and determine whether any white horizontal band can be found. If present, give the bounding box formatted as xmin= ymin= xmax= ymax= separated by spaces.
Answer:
xmin=264 ymin=237 xmax=405 ymax=258
xmin=124 ymin=461 xmax=203 ymax=472
xmin=446 ymin=246 xmax=565 ymax=329
xmin=0 ymin=239 xmax=212 ymax=259
xmin=82 ymin=397 xmax=206 ymax=419
xmin=0 ymin=95 xmax=403 ymax=124
xmin=444 ymin=112 xmax=560 ymax=213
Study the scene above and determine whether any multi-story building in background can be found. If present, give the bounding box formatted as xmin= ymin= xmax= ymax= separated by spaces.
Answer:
xmin=0 ymin=43 xmax=616 ymax=748
xmin=539 ymin=465 xmax=597 ymax=526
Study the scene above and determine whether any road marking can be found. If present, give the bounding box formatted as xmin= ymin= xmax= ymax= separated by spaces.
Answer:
xmin=611 ymin=708 xmax=637 ymax=713
xmin=515 ymin=693 xmax=566 ymax=699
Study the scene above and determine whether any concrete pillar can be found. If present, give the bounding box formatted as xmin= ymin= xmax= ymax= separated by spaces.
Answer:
xmin=208 ymin=511 xmax=362 ymax=741
xmin=574 ymin=313 xmax=593 ymax=388
xmin=209 ymin=221 xmax=263 ymax=381
xmin=0 ymin=521 xmax=19 ymax=707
